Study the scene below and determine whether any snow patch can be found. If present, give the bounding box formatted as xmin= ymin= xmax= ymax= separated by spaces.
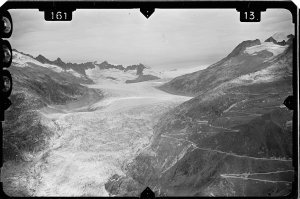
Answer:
xmin=12 ymin=51 xmax=40 ymax=68
xmin=65 ymin=69 xmax=82 ymax=78
xmin=244 ymin=42 xmax=287 ymax=57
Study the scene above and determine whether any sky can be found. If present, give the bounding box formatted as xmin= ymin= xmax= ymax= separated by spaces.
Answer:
xmin=9 ymin=8 xmax=294 ymax=70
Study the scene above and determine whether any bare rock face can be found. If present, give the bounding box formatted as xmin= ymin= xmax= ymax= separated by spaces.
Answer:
xmin=226 ymin=39 xmax=261 ymax=58
xmin=96 ymin=61 xmax=125 ymax=71
xmin=124 ymin=63 xmax=146 ymax=75
xmin=35 ymin=54 xmax=51 ymax=64
xmin=53 ymin=57 xmax=66 ymax=67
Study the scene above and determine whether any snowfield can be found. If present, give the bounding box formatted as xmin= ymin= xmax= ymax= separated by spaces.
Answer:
xmin=27 ymin=78 xmax=191 ymax=196
xmin=85 ymin=66 xmax=138 ymax=83
xmin=12 ymin=51 xmax=82 ymax=77
xmin=12 ymin=51 xmax=63 ymax=73
xmin=85 ymin=61 xmax=208 ymax=82
xmin=65 ymin=69 xmax=83 ymax=78
xmin=244 ymin=42 xmax=287 ymax=58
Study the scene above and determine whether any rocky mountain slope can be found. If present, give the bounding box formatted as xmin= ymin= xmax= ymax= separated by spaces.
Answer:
xmin=159 ymin=34 xmax=294 ymax=96
xmin=2 ymin=50 xmax=107 ymax=196
xmin=265 ymin=33 xmax=294 ymax=46
xmin=105 ymin=34 xmax=295 ymax=196
xmin=2 ymin=51 xmax=104 ymax=162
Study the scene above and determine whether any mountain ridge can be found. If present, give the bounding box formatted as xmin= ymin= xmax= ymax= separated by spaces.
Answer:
xmin=264 ymin=33 xmax=294 ymax=46
xmin=12 ymin=49 xmax=160 ymax=83
xmin=105 ymin=33 xmax=294 ymax=196
xmin=159 ymin=34 xmax=293 ymax=97
xmin=34 ymin=51 xmax=149 ymax=76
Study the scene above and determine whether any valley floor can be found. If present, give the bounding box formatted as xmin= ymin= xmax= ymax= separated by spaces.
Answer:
xmin=4 ymin=79 xmax=191 ymax=196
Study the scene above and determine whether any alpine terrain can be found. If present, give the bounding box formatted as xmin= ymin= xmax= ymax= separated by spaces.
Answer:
xmin=1 ymin=49 xmax=190 ymax=196
xmin=1 ymin=32 xmax=295 ymax=197
xmin=104 ymin=33 xmax=295 ymax=196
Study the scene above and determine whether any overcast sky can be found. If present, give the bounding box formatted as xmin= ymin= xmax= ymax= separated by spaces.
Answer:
xmin=9 ymin=8 xmax=294 ymax=70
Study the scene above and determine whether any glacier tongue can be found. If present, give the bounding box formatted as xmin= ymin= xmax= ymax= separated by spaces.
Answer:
xmin=29 ymin=79 xmax=191 ymax=196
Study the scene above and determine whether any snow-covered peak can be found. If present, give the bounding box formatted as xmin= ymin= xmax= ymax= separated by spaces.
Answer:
xmin=271 ymin=32 xmax=290 ymax=42
xmin=12 ymin=50 xmax=83 ymax=77
xmin=12 ymin=50 xmax=60 ymax=70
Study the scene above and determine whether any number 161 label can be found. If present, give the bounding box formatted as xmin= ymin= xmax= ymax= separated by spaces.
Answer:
xmin=44 ymin=10 xmax=73 ymax=21
xmin=240 ymin=11 xmax=261 ymax=22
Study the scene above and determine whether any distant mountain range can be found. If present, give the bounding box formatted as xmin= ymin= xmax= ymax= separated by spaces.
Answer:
xmin=13 ymin=49 xmax=160 ymax=84
xmin=34 ymin=52 xmax=149 ymax=76
xmin=105 ymin=33 xmax=295 ymax=196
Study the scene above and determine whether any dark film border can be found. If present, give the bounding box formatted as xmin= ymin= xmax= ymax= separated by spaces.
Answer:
xmin=0 ymin=1 xmax=298 ymax=198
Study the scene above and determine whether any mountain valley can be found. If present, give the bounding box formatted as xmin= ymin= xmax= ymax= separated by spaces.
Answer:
xmin=1 ymin=32 xmax=295 ymax=197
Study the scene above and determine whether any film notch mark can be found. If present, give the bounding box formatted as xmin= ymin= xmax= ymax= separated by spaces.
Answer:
xmin=140 ymin=8 xmax=155 ymax=19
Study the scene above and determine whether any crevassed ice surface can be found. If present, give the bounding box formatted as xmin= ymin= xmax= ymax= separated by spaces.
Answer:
xmin=30 ymin=78 xmax=191 ymax=196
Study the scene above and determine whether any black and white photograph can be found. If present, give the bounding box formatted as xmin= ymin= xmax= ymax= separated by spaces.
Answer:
xmin=1 ymin=6 xmax=296 ymax=197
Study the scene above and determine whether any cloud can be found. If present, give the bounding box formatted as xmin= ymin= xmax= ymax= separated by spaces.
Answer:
xmin=8 ymin=8 xmax=294 ymax=69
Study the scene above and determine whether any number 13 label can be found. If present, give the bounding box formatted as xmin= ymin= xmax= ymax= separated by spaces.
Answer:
xmin=240 ymin=11 xmax=260 ymax=22
xmin=245 ymin=11 xmax=255 ymax=20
